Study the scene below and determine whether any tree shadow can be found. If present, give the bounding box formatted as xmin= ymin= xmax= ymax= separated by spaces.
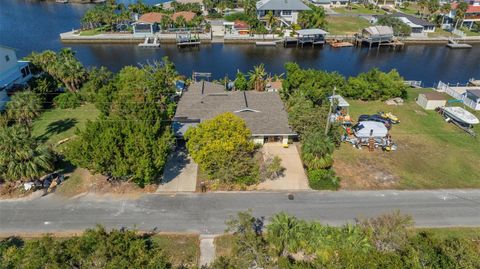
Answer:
xmin=160 ymin=142 xmax=190 ymax=185
xmin=38 ymin=118 xmax=78 ymax=142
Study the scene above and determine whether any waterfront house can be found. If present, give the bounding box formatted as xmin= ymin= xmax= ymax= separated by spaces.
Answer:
xmin=256 ymin=0 xmax=311 ymax=26
xmin=444 ymin=2 xmax=480 ymax=30
xmin=416 ymin=92 xmax=447 ymax=110
xmin=133 ymin=12 xmax=164 ymax=36
xmin=173 ymin=81 xmax=296 ymax=145
xmin=133 ymin=11 xmax=197 ymax=36
xmin=389 ymin=13 xmax=436 ymax=35
xmin=224 ymin=20 xmax=250 ymax=35
xmin=0 ymin=45 xmax=32 ymax=111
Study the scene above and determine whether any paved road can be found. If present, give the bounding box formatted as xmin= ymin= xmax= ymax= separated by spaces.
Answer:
xmin=1 ymin=190 xmax=480 ymax=234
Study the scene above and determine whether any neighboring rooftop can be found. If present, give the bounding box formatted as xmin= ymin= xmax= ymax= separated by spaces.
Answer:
xmin=256 ymin=0 xmax=310 ymax=11
xmin=362 ymin=25 xmax=394 ymax=36
xmin=389 ymin=13 xmax=435 ymax=27
xmin=138 ymin=12 xmax=164 ymax=23
xmin=171 ymin=11 xmax=197 ymax=22
xmin=174 ymin=81 xmax=296 ymax=136
xmin=466 ymin=89 xmax=480 ymax=100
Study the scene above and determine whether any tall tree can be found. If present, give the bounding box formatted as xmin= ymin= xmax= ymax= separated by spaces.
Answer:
xmin=454 ymin=2 xmax=469 ymax=29
xmin=440 ymin=3 xmax=451 ymax=25
xmin=298 ymin=5 xmax=327 ymax=29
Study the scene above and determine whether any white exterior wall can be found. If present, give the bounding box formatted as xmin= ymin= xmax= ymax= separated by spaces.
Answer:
xmin=416 ymin=94 xmax=446 ymax=110
xmin=253 ymin=136 xmax=265 ymax=145
xmin=0 ymin=46 xmax=18 ymax=74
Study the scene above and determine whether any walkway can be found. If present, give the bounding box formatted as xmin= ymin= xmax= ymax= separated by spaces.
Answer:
xmin=257 ymin=143 xmax=309 ymax=190
xmin=199 ymin=234 xmax=217 ymax=267
xmin=157 ymin=146 xmax=197 ymax=192
xmin=1 ymin=190 xmax=480 ymax=235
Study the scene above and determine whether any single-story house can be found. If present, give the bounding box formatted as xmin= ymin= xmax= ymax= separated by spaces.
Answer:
xmin=416 ymin=91 xmax=447 ymax=110
xmin=463 ymin=89 xmax=480 ymax=111
xmin=173 ymin=81 xmax=297 ymax=145
xmin=256 ymin=0 xmax=311 ymax=26
xmin=0 ymin=45 xmax=32 ymax=111
xmin=133 ymin=11 xmax=197 ymax=35
xmin=389 ymin=13 xmax=436 ymax=34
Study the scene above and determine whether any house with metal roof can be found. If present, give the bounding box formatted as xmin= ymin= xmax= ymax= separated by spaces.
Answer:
xmin=0 ymin=45 xmax=32 ymax=111
xmin=256 ymin=0 xmax=311 ymax=26
xmin=173 ymin=81 xmax=297 ymax=145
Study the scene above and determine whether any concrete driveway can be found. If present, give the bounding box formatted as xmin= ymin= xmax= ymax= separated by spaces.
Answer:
xmin=157 ymin=144 xmax=197 ymax=192
xmin=257 ymin=143 xmax=310 ymax=190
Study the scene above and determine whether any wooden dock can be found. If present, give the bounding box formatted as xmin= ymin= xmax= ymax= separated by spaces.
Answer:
xmin=355 ymin=37 xmax=404 ymax=50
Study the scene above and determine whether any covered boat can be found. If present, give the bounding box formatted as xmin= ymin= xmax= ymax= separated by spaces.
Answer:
xmin=353 ymin=121 xmax=388 ymax=138
xmin=442 ymin=107 xmax=479 ymax=125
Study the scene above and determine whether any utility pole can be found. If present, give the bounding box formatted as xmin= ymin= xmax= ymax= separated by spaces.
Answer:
xmin=325 ymin=86 xmax=336 ymax=136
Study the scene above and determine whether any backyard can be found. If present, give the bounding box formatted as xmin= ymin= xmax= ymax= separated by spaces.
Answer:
xmin=32 ymin=103 xmax=100 ymax=150
xmin=326 ymin=16 xmax=371 ymax=35
xmin=334 ymin=88 xmax=480 ymax=189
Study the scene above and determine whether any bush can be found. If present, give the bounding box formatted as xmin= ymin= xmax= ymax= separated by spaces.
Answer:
xmin=307 ymin=168 xmax=340 ymax=190
xmin=53 ymin=92 xmax=82 ymax=109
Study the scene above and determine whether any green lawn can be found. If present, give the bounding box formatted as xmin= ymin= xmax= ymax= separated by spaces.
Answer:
xmin=32 ymin=103 xmax=100 ymax=149
xmin=79 ymin=29 xmax=105 ymax=36
xmin=334 ymin=88 xmax=480 ymax=189
xmin=463 ymin=29 xmax=480 ymax=36
xmin=428 ymin=28 xmax=457 ymax=38
xmin=152 ymin=234 xmax=200 ymax=267
xmin=416 ymin=227 xmax=480 ymax=240
xmin=398 ymin=3 xmax=422 ymax=16
xmin=333 ymin=5 xmax=386 ymax=15
xmin=326 ymin=16 xmax=371 ymax=35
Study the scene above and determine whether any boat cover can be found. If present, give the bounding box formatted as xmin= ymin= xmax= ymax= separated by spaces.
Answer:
xmin=354 ymin=121 xmax=388 ymax=138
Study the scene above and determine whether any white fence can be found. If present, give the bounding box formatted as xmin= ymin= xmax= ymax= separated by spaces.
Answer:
xmin=436 ymin=81 xmax=463 ymax=99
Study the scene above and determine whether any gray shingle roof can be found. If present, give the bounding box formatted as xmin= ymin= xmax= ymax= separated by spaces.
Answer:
xmin=390 ymin=13 xmax=435 ymax=27
xmin=174 ymin=81 xmax=296 ymax=136
xmin=256 ymin=0 xmax=311 ymax=11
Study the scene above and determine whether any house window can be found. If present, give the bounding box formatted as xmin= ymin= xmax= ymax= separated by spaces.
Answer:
xmin=282 ymin=10 xmax=292 ymax=16
xmin=5 ymin=55 xmax=10 ymax=62
xmin=20 ymin=66 xmax=30 ymax=78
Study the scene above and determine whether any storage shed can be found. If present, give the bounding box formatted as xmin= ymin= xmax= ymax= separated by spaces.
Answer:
xmin=416 ymin=92 xmax=447 ymax=110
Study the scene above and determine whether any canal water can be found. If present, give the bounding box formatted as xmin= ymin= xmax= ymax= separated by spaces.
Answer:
xmin=1 ymin=0 xmax=479 ymax=85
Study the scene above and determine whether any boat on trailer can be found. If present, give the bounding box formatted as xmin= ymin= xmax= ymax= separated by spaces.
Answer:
xmin=441 ymin=106 xmax=479 ymax=125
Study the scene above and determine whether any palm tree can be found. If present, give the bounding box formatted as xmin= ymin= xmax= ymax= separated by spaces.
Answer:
xmin=6 ymin=91 xmax=42 ymax=125
xmin=248 ymin=64 xmax=266 ymax=91
xmin=440 ymin=3 xmax=451 ymax=26
xmin=454 ymin=2 xmax=469 ymax=29
xmin=175 ymin=16 xmax=187 ymax=28
xmin=160 ymin=15 xmax=173 ymax=30
xmin=301 ymin=132 xmax=334 ymax=169
xmin=418 ymin=0 xmax=428 ymax=18
xmin=264 ymin=11 xmax=279 ymax=30
xmin=267 ymin=213 xmax=301 ymax=257
xmin=0 ymin=126 xmax=54 ymax=182
xmin=53 ymin=48 xmax=87 ymax=92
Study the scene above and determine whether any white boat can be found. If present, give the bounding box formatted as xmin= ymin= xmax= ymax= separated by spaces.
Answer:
xmin=442 ymin=106 xmax=479 ymax=125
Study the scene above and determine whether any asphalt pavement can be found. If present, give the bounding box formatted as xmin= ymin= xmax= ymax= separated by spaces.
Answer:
xmin=1 ymin=190 xmax=480 ymax=235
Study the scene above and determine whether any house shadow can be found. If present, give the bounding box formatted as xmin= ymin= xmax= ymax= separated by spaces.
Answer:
xmin=38 ymin=118 xmax=78 ymax=142
xmin=160 ymin=143 xmax=191 ymax=185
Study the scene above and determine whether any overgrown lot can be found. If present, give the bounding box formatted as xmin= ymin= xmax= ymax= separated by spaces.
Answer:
xmin=334 ymin=89 xmax=480 ymax=189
